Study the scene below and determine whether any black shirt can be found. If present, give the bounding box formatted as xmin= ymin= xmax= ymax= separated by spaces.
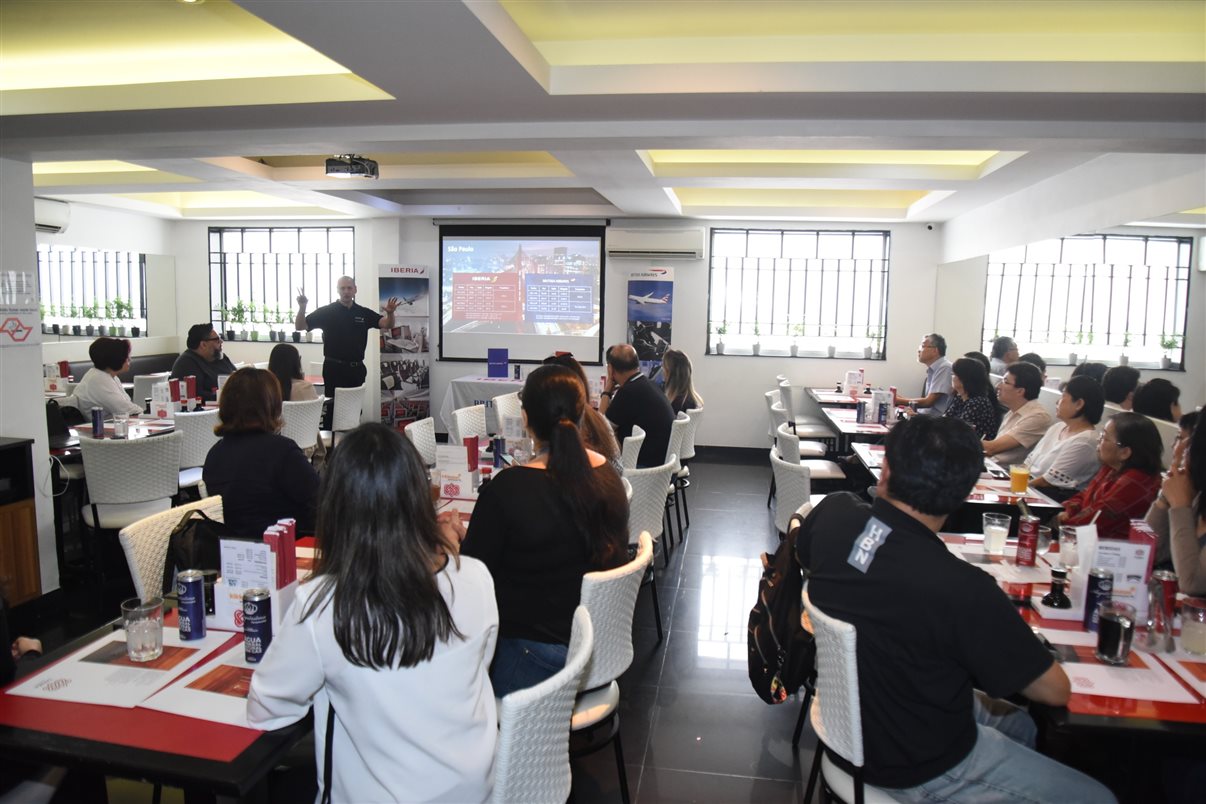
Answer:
xmin=305 ymin=301 xmax=381 ymax=362
xmin=169 ymin=350 xmax=237 ymax=402
xmin=794 ymin=493 xmax=1053 ymax=789
xmin=605 ymin=373 xmax=675 ymax=467
xmin=202 ymin=432 xmax=319 ymax=538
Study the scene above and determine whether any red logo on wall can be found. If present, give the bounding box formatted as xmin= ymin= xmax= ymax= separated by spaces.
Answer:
xmin=0 ymin=317 xmax=33 ymax=342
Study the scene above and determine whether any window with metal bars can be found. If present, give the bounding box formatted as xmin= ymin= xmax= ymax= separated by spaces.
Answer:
xmin=983 ymin=234 xmax=1192 ymax=369
xmin=208 ymin=226 xmax=355 ymax=342
xmin=36 ymin=245 xmax=147 ymax=337
xmin=707 ymin=228 xmax=890 ymax=358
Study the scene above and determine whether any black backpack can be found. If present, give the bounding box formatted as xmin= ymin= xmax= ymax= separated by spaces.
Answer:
xmin=161 ymin=508 xmax=241 ymax=594
xmin=748 ymin=513 xmax=815 ymax=704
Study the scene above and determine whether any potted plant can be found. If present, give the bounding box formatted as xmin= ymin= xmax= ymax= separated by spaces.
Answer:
xmin=39 ymin=302 xmax=51 ymax=334
xmin=67 ymin=304 xmax=81 ymax=336
xmin=49 ymin=303 xmax=61 ymax=335
xmin=790 ymin=323 xmax=803 ymax=357
xmin=1160 ymin=334 xmax=1179 ymax=369
xmin=1118 ymin=332 xmax=1130 ymax=366
xmin=81 ymin=303 xmax=98 ymax=336
xmin=865 ymin=326 xmax=883 ymax=359
xmin=228 ymin=300 xmax=248 ymax=341
xmin=247 ymin=301 xmax=261 ymax=341
xmin=751 ymin=323 xmax=761 ymax=356
xmin=714 ymin=324 xmax=726 ymax=355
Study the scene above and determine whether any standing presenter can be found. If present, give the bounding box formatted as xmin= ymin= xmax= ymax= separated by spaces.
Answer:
xmin=295 ymin=275 xmax=399 ymax=397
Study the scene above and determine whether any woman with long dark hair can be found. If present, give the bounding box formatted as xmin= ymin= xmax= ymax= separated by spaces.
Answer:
xmin=662 ymin=347 xmax=703 ymax=414
xmin=542 ymin=352 xmax=620 ymax=467
xmin=943 ymin=357 xmax=1000 ymax=439
xmin=461 ymin=364 xmax=629 ymax=696
xmin=248 ymin=424 xmax=499 ymax=802
xmin=1147 ymin=413 xmax=1206 ymax=594
xmin=267 ymin=343 xmax=317 ymax=402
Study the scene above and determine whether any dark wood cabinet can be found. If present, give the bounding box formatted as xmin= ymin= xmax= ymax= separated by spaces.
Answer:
xmin=0 ymin=437 xmax=40 ymax=605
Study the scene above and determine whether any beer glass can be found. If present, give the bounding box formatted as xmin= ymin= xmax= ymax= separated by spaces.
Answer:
xmin=1058 ymin=526 xmax=1080 ymax=570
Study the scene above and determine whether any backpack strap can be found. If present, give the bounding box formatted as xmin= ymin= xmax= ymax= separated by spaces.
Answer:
xmin=321 ymin=701 xmax=335 ymax=804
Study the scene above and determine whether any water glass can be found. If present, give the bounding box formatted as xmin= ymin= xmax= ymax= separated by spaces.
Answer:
xmin=1035 ymin=526 xmax=1053 ymax=555
xmin=1095 ymin=601 xmax=1136 ymax=665
xmin=982 ymin=513 xmax=1011 ymax=556
xmin=1181 ymin=598 xmax=1206 ymax=656
xmin=122 ymin=597 xmax=164 ymax=662
xmin=1058 ymin=526 xmax=1080 ymax=570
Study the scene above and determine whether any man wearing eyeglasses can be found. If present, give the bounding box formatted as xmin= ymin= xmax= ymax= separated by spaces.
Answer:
xmin=894 ymin=333 xmax=953 ymax=415
xmin=170 ymin=323 xmax=237 ymax=402
xmin=982 ymin=361 xmax=1052 ymax=465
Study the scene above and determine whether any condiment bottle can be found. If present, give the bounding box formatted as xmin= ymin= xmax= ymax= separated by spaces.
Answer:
xmin=1041 ymin=568 xmax=1073 ymax=609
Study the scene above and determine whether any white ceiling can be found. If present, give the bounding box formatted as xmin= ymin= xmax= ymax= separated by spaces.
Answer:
xmin=3 ymin=0 xmax=1204 ymax=227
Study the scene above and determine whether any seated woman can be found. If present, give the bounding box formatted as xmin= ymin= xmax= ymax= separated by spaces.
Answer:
xmin=943 ymin=357 xmax=1000 ymax=439
xmin=66 ymin=336 xmax=142 ymax=419
xmin=1023 ymin=376 xmax=1103 ymax=501
xmin=542 ymin=352 xmax=620 ymax=468
xmin=267 ymin=343 xmax=318 ymax=402
xmin=662 ymin=348 xmax=703 ymax=414
xmin=461 ymin=365 xmax=629 ymax=697
xmin=1132 ymin=378 xmax=1182 ymax=422
xmin=248 ymin=424 xmax=499 ymax=802
xmin=1057 ymin=412 xmax=1163 ymax=541
xmin=1147 ymin=412 xmax=1205 ymax=594
xmin=202 ymin=368 xmax=319 ymax=537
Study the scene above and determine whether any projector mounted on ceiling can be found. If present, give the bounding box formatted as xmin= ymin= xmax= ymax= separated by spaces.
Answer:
xmin=325 ymin=154 xmax=379 ymax=179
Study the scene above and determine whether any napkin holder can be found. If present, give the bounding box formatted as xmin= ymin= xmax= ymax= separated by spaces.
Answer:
xmin=1032 ymin=524 xmax=1098 ymax=620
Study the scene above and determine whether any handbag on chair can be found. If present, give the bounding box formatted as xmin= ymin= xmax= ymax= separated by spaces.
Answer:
xmin=161 ymin=508 xmax=243 ymax=594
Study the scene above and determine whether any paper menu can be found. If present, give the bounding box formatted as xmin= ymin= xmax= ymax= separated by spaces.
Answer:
xmin=435 ymin=444 xmax=477 ymax=500
xmin=1038 ymin=629 xmax=1198 ymax=704
xmin=6 ymin=629 xmax=231 ymax=708
xmin=211 ymin=539 xmax=297 ymax=633
xmin=140 ymin=642 xmax=261 ymax=728
xmin=954 ymin=545 xmax=1053 ymax=583
xmin=1161 ymin=649 xmax=1206 ymax=699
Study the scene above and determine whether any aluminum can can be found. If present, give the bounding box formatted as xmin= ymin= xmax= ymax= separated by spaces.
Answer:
xmin=1015 ymin=515 xmax=1041 ymax=567
xmin=243 ymin=588 xmax=273 ymax=663
xmin=90 ymin=407 xmax=104 ymax=438
xmin=184 ymin=375 xmax=196 ymax=400
xmin=1152 ymin=569 xmax=1179 ymax=618
xmin=1084 ymin=567 xmax=1113 ymax=632
xmin=855 ymin=400 xmax=868 ymax=423
xmin=876 ymin=402 xmax=889 ymax=425
xmin=493 ymin=437 xmax=505 ymax=468
xmin=177 ymin=570 xmax=207 ymax=640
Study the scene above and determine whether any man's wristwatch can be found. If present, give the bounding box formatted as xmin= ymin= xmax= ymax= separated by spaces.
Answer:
xmin=600 ymin=390 xmax=612 ymax=398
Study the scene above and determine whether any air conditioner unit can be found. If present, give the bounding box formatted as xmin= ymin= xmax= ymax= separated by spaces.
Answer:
xmin=606 ymin=227 xmax=704 ymax=260
xmin=34 ymin=198 xmax=70 ymax=234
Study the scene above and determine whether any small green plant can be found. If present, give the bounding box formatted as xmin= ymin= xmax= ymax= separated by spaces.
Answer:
xmin=66 ymin=304 xmax=79 ymax=319
xmin=715 ymin=323 xmax=727 ymax=336
xmin=753 ymin=323 xmax=761 ymax=338
xmin=1074 ymin=330 xmax=1084 ymax=345
xmin=791 ymin=323 xmax=805 ymax=338
xmin=1160 ymin=333 xmax=1179 ymax=351
xmin=80 ymin=303 xmax=98 ymax=320
xmin=228 ymin=300 xmax=248 ymax=325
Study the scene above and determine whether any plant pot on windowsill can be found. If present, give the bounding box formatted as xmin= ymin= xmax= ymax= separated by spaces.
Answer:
xmin=790 ymin=343 xmax=799 ymax=357
xmin=827 ymin=345 xmax=837 ymax=358
xmin=72 ymin=325 xmax=82 ymax=336
xmin=52 ymin=324 xmax=60 ymax=335
xmin=714 ymin=340 xmax=725 ymax=355
xmin=752 ymin=342 xmax=761 ymax=356
xmin=268 ymin=330 xmax=278 ymax=342
xmin=864 ymin=346 xmax=874 ymax=359
xmin=85 ymin=324 xmax=96 ymax=336
xmin=1118 ymin=354 xmax=1129 ymax=366
xmin=225 ymin=329 xmax=236 ymax=342
xmin=1068 ymin=352 xmax=1078 ymax=366
xmin=131 ymin=326 xmax=141 ymax=337
xmin=1161 ymin=356 xmax=1172 ymax=370
xmin=291 ymin=331 xmax=301 ymax=343
xmin=250 ymin=330 xmax=260 ymax=342
xmin=305 ymin=331 xmax=314 ymax=343
xmin=97 ymin=324 xmax=108 ymax=336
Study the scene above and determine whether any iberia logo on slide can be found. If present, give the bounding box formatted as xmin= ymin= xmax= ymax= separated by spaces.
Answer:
xmin=0 ymin=317 xmax=33 ymax=342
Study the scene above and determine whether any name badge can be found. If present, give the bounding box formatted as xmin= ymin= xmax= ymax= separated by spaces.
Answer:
xmin=847 ymin=516 xmax=891 ymax=574
xmin=354 ymin=316 xmax=365 ymax=324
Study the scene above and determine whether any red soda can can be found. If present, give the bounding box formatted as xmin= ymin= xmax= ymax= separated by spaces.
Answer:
xmin=1152 ymin=569 xmax=1178 ymax=617
xmin=168 ymin=379 xmax=181 ymax=403
xmin=57 ymin=360 xmax=71 ymax=379
xmin=1015 ymin=515 xmax=1040 ymax=567
xmin=184 ymin=375 xmax=196 ymax=400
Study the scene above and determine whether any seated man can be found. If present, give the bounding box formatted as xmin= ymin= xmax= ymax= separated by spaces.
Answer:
xmin=599 ymin=343 xmax=674 ymax=467
xmin=983 ymin=361 xmax=1052 ymax=465
xmin=795 ymin=416 xmax=1114 ymax=803
xmin=170 ymin=323 xmax=237 ymax=402
xmin=989 ymin=336 xmax=1019 ymax=375
xmin=1102 ymin=365 xmax=1140 ymax=411
xmin=894 ymin=333 xmax=953 ymax=415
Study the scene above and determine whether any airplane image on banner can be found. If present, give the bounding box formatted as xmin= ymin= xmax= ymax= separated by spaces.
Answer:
xmin=398 ymin=295 xmax=421 ymax=307
xmin=628 ymin=292 xmax=670 ymax=305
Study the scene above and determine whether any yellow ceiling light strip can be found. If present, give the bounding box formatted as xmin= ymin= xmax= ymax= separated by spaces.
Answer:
xmin=121 ymin=191 xmax=312 ymax=210
xmin=647 ymin=150 xmax=998 ymax=167
xmin=673 ymin=188 xmax=929 ymax=209
xmin=33 ymin=161 xmax=155 ymax=175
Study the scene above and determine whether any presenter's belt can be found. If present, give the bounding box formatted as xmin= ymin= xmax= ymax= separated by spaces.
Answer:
xmin=324 ymin=357 xmax=364 ymax=367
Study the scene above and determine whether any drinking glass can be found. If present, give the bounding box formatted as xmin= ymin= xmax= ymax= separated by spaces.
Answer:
xmin=1035 ymin=526 xmax=1053 ymax=555
xmin=1058 ymin=526 xmax=1080 ymax=570
xmin=982 ymin=513 xmax=1011 ymax=556
xmin=122 ymin=597 xmax=164 ymax=662
xmin=1095 ymin=601 xmax=1136 ymax=666
xmin=1009 ymin=464 xmax=1030 ymax=494
xmin=1181 ymin=598 xmax=1206 ymax=656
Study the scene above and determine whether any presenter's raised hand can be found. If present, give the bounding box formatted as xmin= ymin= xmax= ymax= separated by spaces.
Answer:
xmin=383 ymin=296 xmax=400 ymax=314
xmin=295 ymin=287 xmax=308 ymax=307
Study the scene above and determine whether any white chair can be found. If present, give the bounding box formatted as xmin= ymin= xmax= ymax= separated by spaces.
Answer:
xmin=281 ymin=396 xmax=324 ymax=452
xmin=253 ymin=361 xmax=269 ymax=369
xmin=174 ymin=408 xmax=220 ymax=491
xmin=449 ymin=403 xmax=489 ymax=445
xmin=308 ymin=361 xmax=324 ymax=378
xmin=119 ymin=496 xmax=223 ymax=600
xmin=320 ymin=384 xmax=365 ymax=450
xmin=625 ymin=460 xmax=676 ymax=641
xmin=570 ymin=532 xmax=653 ymax=804
xmin=778 ymin=381 xmax=834 ymax=436
xmin=674 ymin=407 xmax=703 ymax=531
xmin=775 ymin=423 xmax=845 ymax=483
xmin=404 ymin=416 xmax=437 ymax=466
xmin=491 ymin=607 xmax=594 ymax=804
xmin=769 ymin=449 xmax=827 ymax=536
xmin=492 ymin=391 xmax=522 ymax=432
xmin=131 ymin=372 xmax=170 ymax=405
xmin=663 ymin=412 xmax=691 ymax=549
xmin=619 ymin=425 xmax=645 ymax=472
xmin=802 ymin=585 xmax=896 ymax=804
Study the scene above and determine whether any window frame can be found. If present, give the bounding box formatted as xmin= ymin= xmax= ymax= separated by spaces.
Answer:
xmin=36 ymin=245 xmax=148 ymax=336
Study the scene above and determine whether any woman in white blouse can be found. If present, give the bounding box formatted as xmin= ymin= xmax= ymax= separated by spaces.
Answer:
xmin=66 ymin=337 xmax=142 ymax=419
xmin=1023 ymin=375 xmax=1103 ymax=501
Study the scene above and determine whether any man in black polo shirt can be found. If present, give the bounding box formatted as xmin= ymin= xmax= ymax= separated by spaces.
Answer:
xmin=294 ymin=276 xmax=398 ymax=395
xmin=795 ymin=416 xmax=1114 ymax=802
xmin=600 ymin=343 xmax=674 ymax=467
xmin=170 ymin=323 xmax=237 ymax=402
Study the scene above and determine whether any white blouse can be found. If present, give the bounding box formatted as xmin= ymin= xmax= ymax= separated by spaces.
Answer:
xmin=66 ymin=367 xmax=142 ymax=418
xmin=1024 ymin=422 xmax=1100 ymax=490
xmin=248 ymin=556 xmax=499 ymax=803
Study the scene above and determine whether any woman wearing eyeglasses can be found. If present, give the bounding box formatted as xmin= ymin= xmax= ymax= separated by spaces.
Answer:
xmin=1056 ymin=412 xmax=1163 ymax=541
xmin=1022 ymin=377 xmax=1104 ymax=502
xmin=1147 ymin=412 xmax=1205 ymax=594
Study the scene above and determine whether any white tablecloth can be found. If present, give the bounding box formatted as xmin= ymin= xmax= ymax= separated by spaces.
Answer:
xmin=439 ymin=375 xmax=524 ymax=435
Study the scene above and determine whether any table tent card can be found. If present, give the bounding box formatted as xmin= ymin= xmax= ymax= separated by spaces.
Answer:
xmin=211 ymin=538 xmax=297 ymax=634
xmin=140 ymin=641 xmax=260 ymax=728
xmin=487 ymin=348 xmax=509 ymax=378
xmin=435 ymin=443 xmax=477 ymax=500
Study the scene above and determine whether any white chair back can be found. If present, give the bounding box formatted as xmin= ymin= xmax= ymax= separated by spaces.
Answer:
xmin=281 ymin=397 xmax=324 ymax=451
xmin=665 ymin=412 xmax=689 ymax=471
xmin=578 ymin=532 xmax=652 ymax=690
xmin=175 ymin=409 xmax=220 ymax=469
xmin=119 ymin=496 xmax=223 ymax=599
xmin=450 ymin=404 xmax=489 ymax=445
xmin=309 ymin=361 xmax=324 ymax=378
xmin=779 ymin=381 xmax=797 ymax=427
xmin=620 ymin=425 xmax=645 ymax=472
xmin=132 ymin=372 xmax=170 ymax=405
xmin=404 ymin=417 xmax=437 ymax=466
xmin=680 ymin=407 xmax=703 ymax=462
xmin=623 ymin=457 xmax=675 ymax=546
xmin=331 ymin=384 xmax=366 ymax=432
xmin=491 ymin=607 xmax=594 ymax=804
xmin=803 ymin=584 xmax=866 ymax=768
xmin=765 ymin=390 xmax=788 ymax=443
xmin=253 ymin=361 xmax=269 ymax=370
xmin=492 ymin=391 xmax=522 ymax=430
xmin=770 ymin=449 xmax=811 ymax=535
xmin=80 ymin=431 xmax=182 ymax=506
xmin=775 ymin=421 xmax=801 ymax=464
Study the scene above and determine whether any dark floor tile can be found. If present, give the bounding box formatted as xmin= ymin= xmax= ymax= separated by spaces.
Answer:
xmin=622 ymin=626 xmax=669 ymax=689
xmin=636 ymin=768 xmax=803 ymax=804
xmin=571 ymin=757 xmax=643 ymax=804
xmin=658 ymin=626 xmax=751 ymax=697
xmin=570 ymin=685 xmax=658 ymax=801
xmin=667 ymin=561 xmax=762 ymax=636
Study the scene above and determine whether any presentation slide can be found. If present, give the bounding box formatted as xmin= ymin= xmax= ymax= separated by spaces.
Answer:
xmin=439 ymin=225 xmax=605 ymax=362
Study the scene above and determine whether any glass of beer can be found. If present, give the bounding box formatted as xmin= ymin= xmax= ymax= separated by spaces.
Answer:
xmin=1095 ymin=601 xmax=1136 ymax=665
xmin=1009 ymin=464 xmax=1030 ymax=493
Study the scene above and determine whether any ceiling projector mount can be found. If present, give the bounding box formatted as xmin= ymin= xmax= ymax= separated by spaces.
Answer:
xmin=325 ymin=154 xmax=379 ymax=179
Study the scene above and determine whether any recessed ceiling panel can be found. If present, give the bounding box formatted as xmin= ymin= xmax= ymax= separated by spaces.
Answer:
xmin=673 ymin=188 xmax=930 ymax=209
xmin=33 ymin=161 xmax=198 ymax=187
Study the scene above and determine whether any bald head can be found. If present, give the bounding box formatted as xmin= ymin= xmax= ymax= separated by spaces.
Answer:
xmin=606 ymin=344 xmax=639 ymax=374
xmin=336 ymin=275 xmax=357 ymax=307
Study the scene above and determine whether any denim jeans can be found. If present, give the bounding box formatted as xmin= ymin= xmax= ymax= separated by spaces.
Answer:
xmin=885 ymin=693 xmax=1116 ymax=803
xmin=490 ymin=637 xmax=568 ymax=698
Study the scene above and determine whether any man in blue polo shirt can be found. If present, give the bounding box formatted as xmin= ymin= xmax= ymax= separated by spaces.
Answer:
xmin=795 ymin=416 xmax=1114 ymax=803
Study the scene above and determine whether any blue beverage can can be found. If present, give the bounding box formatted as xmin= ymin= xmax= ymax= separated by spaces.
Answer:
xmin=493 ymin=437 xmax=505 ymax=468
xmin=877 ymin=402 xmax=889 ymax=425
xmin=91 ymin=406 xmax=104 ymax=438
xmin=1084 ymin=567 xmax=1113 ymax=632
xmin=243 ymin=588 xmax=273 ymax=663
xmin=855 ymin=400 xmax=868 ymax=423
xmin=177 ymin=570 xmax=207 ymax=640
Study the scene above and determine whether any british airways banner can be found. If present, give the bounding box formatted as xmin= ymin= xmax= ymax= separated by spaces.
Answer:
xmin=626 ymin=267 xmax=673 ymax=386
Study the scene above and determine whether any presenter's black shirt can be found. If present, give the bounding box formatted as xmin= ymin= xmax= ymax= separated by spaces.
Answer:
xmin=305 ymin=301 xmax=381 ymax=362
